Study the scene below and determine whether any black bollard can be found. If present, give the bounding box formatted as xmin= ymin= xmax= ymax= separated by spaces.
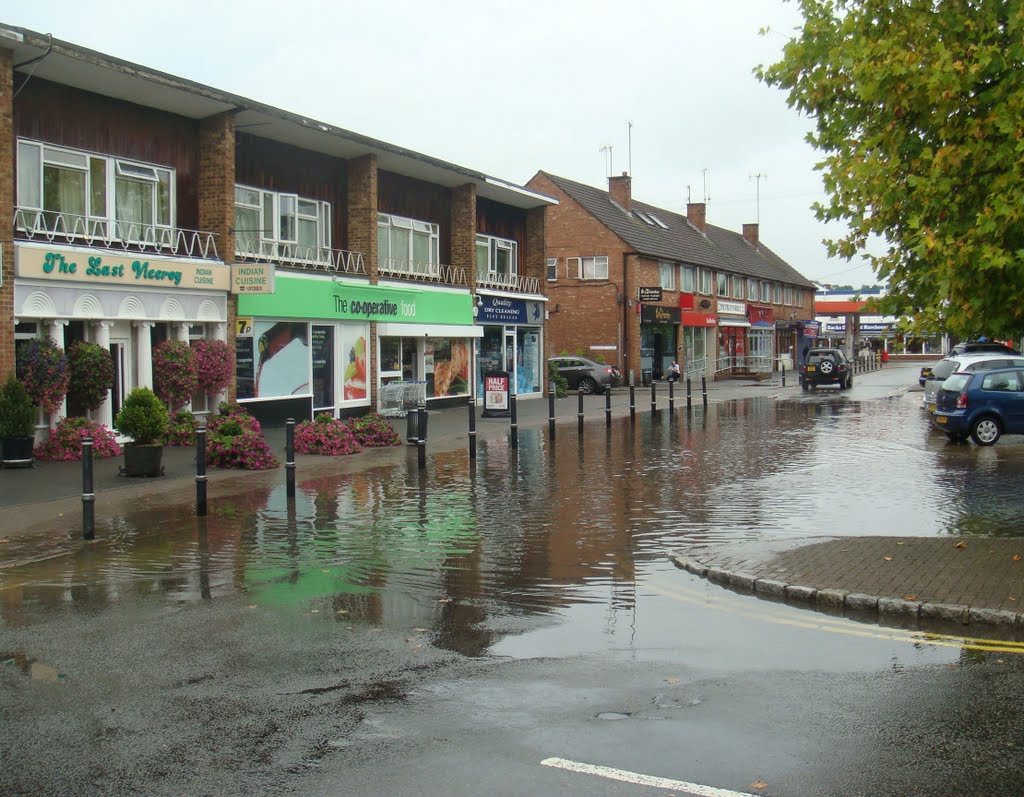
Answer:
xmin=417 ymin=402 xmax=427 ymax=470
xmin=781 ymin=364 xmax=786 ymax=387
xmin=577 ymin=387 xmax=584 ymax=434
xmin=468 ymin=402 xmax=477 ymax=460
xmin=669 ymin=379 xmax=675 ymax=412
xmin=285 ymin=418 xmax=296 ymax=499
xmin=81 ymin=436 xmax=95 ymax=540
xmin=650 ymin=380 xmax=657 ymax=415
xmin=510 ymin=390 xmax=519 ymax=449
xmin=605 ymin=389 xmax=612 ymax=428
xmin=686 ymin=377 xmax=692 ymax=411
xmin=629 ymin=384 xmax=636 ymax=421
xmin=701 ymin=376 xmax=708 ymax=407
xmin=195 ymin=426 xmax=207 ymax=517
xmin=548 ymin=391 xmax=556 ymax=440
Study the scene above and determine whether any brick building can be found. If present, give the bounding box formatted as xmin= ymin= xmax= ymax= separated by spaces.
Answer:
xmin=527 ymin=171 xmax=817 ymax=385
xmin=0 ymin=24 xmax=553 ymax=436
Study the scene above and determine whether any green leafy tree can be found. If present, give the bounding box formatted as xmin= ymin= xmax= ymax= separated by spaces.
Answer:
xmin=758 ymin=0 xmax=1024 ymax=338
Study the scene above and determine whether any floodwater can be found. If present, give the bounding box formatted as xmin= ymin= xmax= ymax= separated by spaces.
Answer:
xmin=3 ymin=389 xmax=1024 ymax=638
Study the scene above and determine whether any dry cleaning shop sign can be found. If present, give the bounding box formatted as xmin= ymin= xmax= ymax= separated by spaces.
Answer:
xmin=15 ymin=247 xmax=230 ymax=291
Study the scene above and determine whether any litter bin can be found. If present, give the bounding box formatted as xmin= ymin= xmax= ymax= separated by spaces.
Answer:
xmin=406 ymin=408 xmax=427 ymax=444
xmin=641 ymin=369 xmax=653 ymax=387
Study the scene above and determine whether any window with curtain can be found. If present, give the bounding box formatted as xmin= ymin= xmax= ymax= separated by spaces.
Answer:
xmin=659 ymin=261 xmax=676 ymax=290
xmin=681 ymin=267 xmax=695 ymax=293
xmin=717 ymin=272 xmax=729 ymax=297
xmin=477 ymin=234 xmax=518 ymax=282
xmin=234 ymin=185 xmax=332 ymax=261
xmin=378 ymin=213 xmax=440 ymax=270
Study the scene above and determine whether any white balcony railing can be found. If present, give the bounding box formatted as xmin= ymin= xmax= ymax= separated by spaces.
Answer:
xmin=475 ymin=271 xmax=542 ymax=295
xmin=235 ymin=238 xmax=366 ymax=275
xmin=714 ymin=355 xmax=773 ymax=374
xmin=377 ymin=256 xmax=466 ymax=285
xmin=15 ymin=208 xmax=219 ymax=260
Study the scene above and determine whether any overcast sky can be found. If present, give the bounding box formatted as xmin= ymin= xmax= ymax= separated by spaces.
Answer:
xmin=7 ymin=1 xmax=879 ymax=288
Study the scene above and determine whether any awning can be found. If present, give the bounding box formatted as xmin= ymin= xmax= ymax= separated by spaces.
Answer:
xmin=718 ymin=315 xmax=750 ymax=328
xmin=377 ymin=322 xmax=483 ymax=338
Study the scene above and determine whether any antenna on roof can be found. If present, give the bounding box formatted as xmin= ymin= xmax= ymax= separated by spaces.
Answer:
xmin=749 ymin=171 xmax=767 ymax=224
xmin=700 ymin=169 xmax=711 ymax=203
xmin=627 ymin=121 xmax=633 ymax=176
xmin=599 ymin=145 xmax=614 ymax=178
xmin=686 ymin=185 xmax=691 ymax=204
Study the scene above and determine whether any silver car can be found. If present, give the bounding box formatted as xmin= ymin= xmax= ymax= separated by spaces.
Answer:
xmin=922 ymin=353 xmax=1024 ymax=411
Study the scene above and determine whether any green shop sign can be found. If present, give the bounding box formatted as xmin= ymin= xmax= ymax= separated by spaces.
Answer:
xmin=237 ymin=276 xmax=474 ymax=325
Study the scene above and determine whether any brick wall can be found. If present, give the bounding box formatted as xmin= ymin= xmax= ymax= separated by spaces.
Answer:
xmin=525 ymin=205 xmax=546 ymax=290
xmin=0 ymin=49 xmax=13 ymax=380
xmin=450 ymin=183 xmax=476 ymax=289
xmin=198 ymin=111 xmax=236 ymax=401
xmin=346 ymin=154 xmax=378 ymax=398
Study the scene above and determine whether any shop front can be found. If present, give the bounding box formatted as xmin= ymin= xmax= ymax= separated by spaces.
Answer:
xmin=640 ymin=305 xmax=681 ymax=383
xmin=236 ymin=274 xmax=480 ymax=424
xmin=680 ymin=311 xmax=716 ymax=379
xmin=747 ymin=304 xmax=775 ymax=372
xmin=474 ymin=293 xmax=544 ymax=398
xmin=13 ymin=243 xmax=230 ymax=428
xmin=717 ymin=300 xmax=749 ymax=371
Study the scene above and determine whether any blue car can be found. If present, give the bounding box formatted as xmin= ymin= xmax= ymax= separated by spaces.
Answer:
xmin=932 ymin=367 xmax=1024 ymax=445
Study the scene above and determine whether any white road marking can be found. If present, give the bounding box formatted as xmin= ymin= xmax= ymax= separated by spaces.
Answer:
xmin=541 ymin=757 xmax=761 ymax=796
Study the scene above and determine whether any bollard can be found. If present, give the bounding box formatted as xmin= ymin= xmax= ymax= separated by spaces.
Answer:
xmin=285 ymin=418 xmax=296 ymax=499
xmin=650 ymin=380 xmax=657 ymax=415
xmin=510 ymin=390 xmax=519 ymax=449
xmin=81 ymin=436 xmax=95 ymax=540
xmin=669 ymin=379 xmax=675 ymax=412
xmin=417 ymin=401 xmax=427 ymax=470
xmin=195 ymin=426 xmax=207 ymax=517
xmin=781 ymin=364 xmax=786 ymax=387
xmin=468 ymin=402 xmax=477 ymax=460
xmin=629 ymin=384 xmax=636 ymax=421
xmin=577 ymin=387 xmax=584 ymax=434
xmin=686 ymin=377 xmax=692 ymax=411
xmin=605 ymin=389 xmax=612 ymax=428
xmin=701 ymin=376 xmax=708 ymax=407
xmin=548 ymin=391 xmax=556 ymax=440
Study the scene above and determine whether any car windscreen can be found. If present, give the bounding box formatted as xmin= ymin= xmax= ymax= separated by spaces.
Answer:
xmin=941 ymin=373 xmax=971 ymax=393
xmin=931 ymin=360 xmax=959 ymax=379
xmin=807 ymin=352 xmax=836 ymax=364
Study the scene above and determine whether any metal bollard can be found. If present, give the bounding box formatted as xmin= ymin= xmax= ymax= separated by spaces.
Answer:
xmin=650 ymin=380 xmax=657 ymax=415
xmin=417 ymin=402 xmax=427 ymax=470
xmin=468 ymin=402 xmax=477 ymax=460
xmin=781 ymin=364 xmax=786 ymax=387
xmin=669 ymin=379 xmax=675 ymax=412
xmin=195 ymin=426 xmax=207 ymax=517
xmin=81 ymin=437 xmax=95 ymax=540
xmin=686 ymin=377 xmax=692 ymax=411
xmin=548 ymin=391 xmax=556 ymax=440
xmin=629 ymin=384 xmax=636 ymax=421
xmin=577 ymin=387 xmax=584 ymax=434
xmin=510 ymin=391 xmax=519 ymax=449
xmin=605 ymin=389 xmax=612 ymax=427
xmin=701 ymin=376 xmax=708 ymax=407
xmin=285 ymin=418 xmax=296 ymax=499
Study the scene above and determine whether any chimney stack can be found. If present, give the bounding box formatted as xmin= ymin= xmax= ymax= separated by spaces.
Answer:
xmin=608 ymin=172 xmax=631 ymax=211
xmin=686 ymin=202 xmax=706 ymax=233
xmin=742 ymin=223 xmax=759 ymax=249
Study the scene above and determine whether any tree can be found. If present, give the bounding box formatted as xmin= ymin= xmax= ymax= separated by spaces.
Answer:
xmin=758 ymin=0 xmax=1024 ymax=338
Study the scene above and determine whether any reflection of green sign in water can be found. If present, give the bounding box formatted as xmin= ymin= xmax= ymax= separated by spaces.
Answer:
xmin=244 ymin=485 xmax=478 ymax=607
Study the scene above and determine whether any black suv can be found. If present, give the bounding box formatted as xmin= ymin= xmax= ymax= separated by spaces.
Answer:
xmin=801 ymin=348 xmax=853 ymax=391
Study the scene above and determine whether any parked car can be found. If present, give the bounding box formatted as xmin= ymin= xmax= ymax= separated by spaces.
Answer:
xmin=800 ymin=348 xmax=853 ymax=391
xmin=932 ymin=367 xmax=1024 ymax=445
xmin=548 ymin=356 xmax=622 ymax=394
xmin=919 ymin=342 xmax=1022 ymax=386
xmin=921 ymin=353 xmax=1024 ymax=411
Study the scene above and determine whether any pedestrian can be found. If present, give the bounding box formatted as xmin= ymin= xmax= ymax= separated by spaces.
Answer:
xmin=667 ymin=361 xmax=681 ymax=382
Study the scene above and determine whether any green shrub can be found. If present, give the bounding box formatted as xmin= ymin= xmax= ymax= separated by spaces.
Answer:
xmin=115 ymin=387 xmax=169 ymax=445
xmin=0 ymin=375 xmax=36 ymax=439
xmin=547 ymin=361 xmax=568 ymax=398
xmin=66 ymin=341 xmax=115 ymax=411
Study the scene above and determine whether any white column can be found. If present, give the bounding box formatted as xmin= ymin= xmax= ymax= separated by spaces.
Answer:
xmin=48 ymin=319 xmax=69 ymax=425
xmin=174 ymin=322 xmax=190 ymax=343
xmin=91 ymin=321 xmax=115 ymax=428
xmin=211 ymin=323 xmax=228 ymax=411
xmin=134 ymin=321 xmax=155 ymax=389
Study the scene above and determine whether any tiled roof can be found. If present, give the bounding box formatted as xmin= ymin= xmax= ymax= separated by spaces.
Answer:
xmin=539 ymin=171 xmax=817 ymax=289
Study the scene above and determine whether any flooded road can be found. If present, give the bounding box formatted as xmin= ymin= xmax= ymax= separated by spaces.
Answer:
xmin=4 ymin=368 xmax=1024 ymax=795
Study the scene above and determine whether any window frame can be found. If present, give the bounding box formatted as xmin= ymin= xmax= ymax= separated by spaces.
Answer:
xmin=378 ymin=212 xmax=440 ymax=267
xmin=697 ymin=267 xmax=712 ymax=295
xmin=784 ymin=285 xmax=795 ymax=305
xmin=747 ymin=278 xmax=758 ymax=301
xmin=773 ymin=283 xmax=783 ymax=304
xmin=546 ymin=257 xmax=558 ymax=282
xmin=235 ymin=184 xmax=332 ymax=258
xmin=567 ymin=256 xmax=609 ymax=280
xmin=476 ymin=233 xmax=519 ymax=280
xmin=717 ymin=272 xmax=729 ymax=298
xmin=659 ymin=261 xmax=676 ymax=291
xmin=731 ymin=275 xmax=744 ymax=299
xmin=681 ymin=266 xmax=696 ymax=293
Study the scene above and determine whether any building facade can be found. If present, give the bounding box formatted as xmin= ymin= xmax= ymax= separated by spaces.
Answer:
xmin=0 ymin=24 xmax=552 ymax=433
xmin=527 ymin=171 xmax=817 ymax=384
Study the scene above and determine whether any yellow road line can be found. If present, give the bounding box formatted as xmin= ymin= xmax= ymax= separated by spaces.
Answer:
xmin=648 ymin=578 xmax=1024 ymax=655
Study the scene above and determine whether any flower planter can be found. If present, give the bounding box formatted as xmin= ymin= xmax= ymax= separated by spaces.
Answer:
xmin=122 ymin=443 xmax=164 ymax=477
xmin=1 ymin=437 xmax=35 ymax=468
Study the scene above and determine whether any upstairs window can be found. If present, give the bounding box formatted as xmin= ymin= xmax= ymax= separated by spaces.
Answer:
xmin=773 ymin=283 xmax=783 ymax=304
xmin=760 ymin=281 xmax=771 ymax=303
xmin=546 ymin=257 xmax=558 ymax=281
xmin=784 ymin=285 xmax=795 ymax=305
xmin=378 ymin=212 xmax=439 ymax=267
xmin=659 ymin=261 xmax=676 ymax=291
xmin=235 ymin=185 xmax=331 ymax=259
xmin=697 ymin=267 xmax=712 ymax=295
xmin=717 ymin=272 xmax=729 ymax=297
xmin=18 ymin=139 xmax=174 ymax=239
xmin=476 ymin=233 xmax=518 ymax=280
xmin=747 ymin=278 xmax=758 ymax=301
xmin=566 ymin=256 xmax=609 ymax=280
xmin=681 ymin=266 xmax=695 ymax=293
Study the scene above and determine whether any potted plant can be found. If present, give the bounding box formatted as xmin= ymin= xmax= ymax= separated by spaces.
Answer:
xmin=0 ymin=375 xmax=37 ymax=468
xmin=16 ymin=338 xmax=69 ymax=414
xmin=114 ymin=387 xmax=169 ymax=477
xmin=153 ymin=340 xmax=198 ymax=412
xmin=66 ymin=341 xmax=115 ymax=414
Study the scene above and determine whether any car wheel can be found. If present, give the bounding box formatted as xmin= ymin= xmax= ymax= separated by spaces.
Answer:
xmin=970 ymin=415 xmax=1002 ymax=446
xmin=579 ymin=377 xmax=597 ymax=394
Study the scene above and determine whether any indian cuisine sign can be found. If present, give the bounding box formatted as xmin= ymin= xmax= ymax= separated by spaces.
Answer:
xmin=15 ymin=246 xmax=229 ymax=291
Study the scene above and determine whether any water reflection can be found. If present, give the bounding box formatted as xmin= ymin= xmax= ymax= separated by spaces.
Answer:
xmin=3 ymin=395 xmax=1024 ymax=650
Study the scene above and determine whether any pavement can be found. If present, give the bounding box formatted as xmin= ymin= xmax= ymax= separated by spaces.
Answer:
xmin=5 ymin=360 xmax=1024 ymax=630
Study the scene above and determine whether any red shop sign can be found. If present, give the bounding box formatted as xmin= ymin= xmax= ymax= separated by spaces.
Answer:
xmin=748 ymin=305 xmax=774 ymax=325
xmin=678 ymin=292 xmax=696 ymax=311
xmin=681 ymin=311 xmax=717 ymax=327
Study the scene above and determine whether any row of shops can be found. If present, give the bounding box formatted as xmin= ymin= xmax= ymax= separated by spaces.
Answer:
xmin=12 ymin=243 xmax=546 ymax=426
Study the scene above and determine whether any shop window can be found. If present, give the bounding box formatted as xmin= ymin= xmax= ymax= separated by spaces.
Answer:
xmin=476 ymin=233 xmax=518 ymax=284
xmin=567 ymin=256 xmax=609 ymax=280
xmin=426 ymin=338 xmax=470 ymax=398
xmin=235 ymin=185 xmax=331 ymax=263
xmin=17 ymin=139 xmax=174 ymax=241
xmin=250 ymin=321 xmax=311 ymax=399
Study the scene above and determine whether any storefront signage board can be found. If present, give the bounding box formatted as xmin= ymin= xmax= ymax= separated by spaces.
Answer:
xmin=717 ymin=300 xmax=746 ymax=316
xmin=15 ymin=246 xmax=229 ymax=291
xmin=238 ymin=275 xmax=474 ymax=325
xmin=478 ymin=296 xmax=543 ymax=325
xmin=748 ymin=305 xmax=775 ymax=326
xmin=637 ymin=286 xmax=663 ymax=303
xmin=231 ymin=263 xmax=276 ymax=294
xmin=678 ymin=292 xmax=695 ymax=310
xmin=640 ymin=305 xmax=681 ymax=325
xmin=482 ymin=371 xmax=510 ymax=417
xmin=681 ymin=312 xmax=717 ymax=327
